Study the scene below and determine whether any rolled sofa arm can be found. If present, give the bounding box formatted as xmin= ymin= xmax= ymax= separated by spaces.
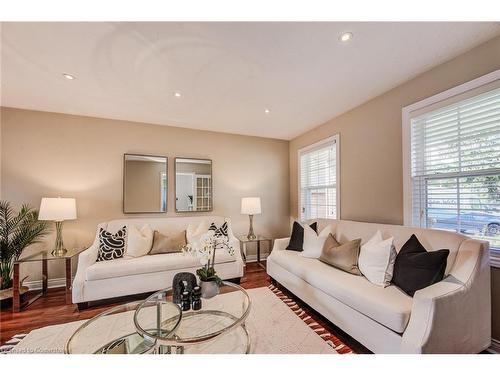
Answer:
xmin=272 ymin=237 xmax=290 ymax=252
xmin=401 ymin=239 xmax=491 ymax=353
xmin=72 ymin=223 xmax=106 ymax=303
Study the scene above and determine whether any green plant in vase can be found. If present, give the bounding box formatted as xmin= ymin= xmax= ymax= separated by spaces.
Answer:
xmin=182 ymin=233 xmax=234 ymax=298
xmin=0 ymin=201 xmax=50 ymax=290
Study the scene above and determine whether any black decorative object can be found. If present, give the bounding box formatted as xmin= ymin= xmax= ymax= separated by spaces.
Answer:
xmin=172 ymin=272 xmax=198 ymax=304
xmin=192 ymin=286 xmax=202 ymax=310
xmin=392 ymin=234 xmax=450 ymax=296
xmin=181 ymin=291 xmax=191 ymax=311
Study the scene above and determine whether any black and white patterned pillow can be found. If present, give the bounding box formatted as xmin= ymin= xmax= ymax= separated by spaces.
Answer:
xmin=208 ymin=222 xmax=229 ymax=239
xmin=96 ymin=226 xmax=127 ymax=262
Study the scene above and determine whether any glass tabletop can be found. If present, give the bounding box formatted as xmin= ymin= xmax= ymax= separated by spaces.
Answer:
xmin=16 ymin=247 xmax=87 ymax=263
xmin=134 ymin=281 xmax=251 ymax=348
xmin=237 ymin=235 xmax=271 ymax=243
xmin=65 ymin=301 xmax=181 ymax=354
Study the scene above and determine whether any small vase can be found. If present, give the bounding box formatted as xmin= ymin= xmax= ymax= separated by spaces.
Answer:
xmin=200 ymin=281 xmax=219 ymax=299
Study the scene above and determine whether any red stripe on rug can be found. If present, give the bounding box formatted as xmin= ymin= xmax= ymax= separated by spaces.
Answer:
xmin=268 ymin=285 xmax=355 ymax=354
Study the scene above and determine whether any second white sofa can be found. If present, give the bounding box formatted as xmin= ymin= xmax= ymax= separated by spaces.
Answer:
xmin=267 ymin=219 xmax=491 ymax=354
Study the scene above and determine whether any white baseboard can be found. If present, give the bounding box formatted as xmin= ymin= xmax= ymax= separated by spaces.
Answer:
xmin=487 ymin=338 xmax=500 ymax=354
xmin=23 ymin=278 xmax=66 ymax=290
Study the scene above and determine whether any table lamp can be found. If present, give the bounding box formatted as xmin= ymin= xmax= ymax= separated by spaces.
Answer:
xmin=38 ymin=197 xmax=77 ymax=256
xmin=241 ymin=197 xmax=261 ymax=240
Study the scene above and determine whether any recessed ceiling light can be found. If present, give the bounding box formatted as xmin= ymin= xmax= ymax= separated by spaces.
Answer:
xmin=339 ymin=32 xmax=353 ymax=42
xmin=264 ymin=109 xmax=270 ymax=114
xmin=62 ymin=73 xmax=76 ymax=80
xmin=174 ymin=92 xmax=182 ymax=98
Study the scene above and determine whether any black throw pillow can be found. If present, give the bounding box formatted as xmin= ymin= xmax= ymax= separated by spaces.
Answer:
xmin=286 ymin=221 xmax=317 ymax=251
xmin=392 ymin=234 xmax=449 ymax=297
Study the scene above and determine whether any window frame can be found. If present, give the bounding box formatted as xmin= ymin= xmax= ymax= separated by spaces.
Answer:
xmin=297 ymin=134 xmax=340 ymax=222
xmin=402 ymin=69 xmax=500 ymax=267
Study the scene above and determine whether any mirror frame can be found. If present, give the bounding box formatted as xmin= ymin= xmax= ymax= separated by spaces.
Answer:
xmin=123 ymin=153 xmax=168 ymax=214
xmin=174 ymin=157 xmax=213 ymax=213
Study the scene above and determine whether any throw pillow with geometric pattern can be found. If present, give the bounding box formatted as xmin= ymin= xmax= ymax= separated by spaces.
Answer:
xmin=96 ymin=226 xmax=127 ymax=262
xmin=208 ymin=222 xmax=229 ymax=239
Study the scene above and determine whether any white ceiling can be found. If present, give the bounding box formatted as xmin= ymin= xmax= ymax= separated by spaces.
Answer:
xmin=1 ymin=22 xmax=499 ymax=140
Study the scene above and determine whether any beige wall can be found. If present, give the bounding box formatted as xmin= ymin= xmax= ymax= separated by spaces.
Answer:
xmin=290 ymin=35 xmax=500 ymax=343
xmin=1 ymin=107 xmax=290 ymax=280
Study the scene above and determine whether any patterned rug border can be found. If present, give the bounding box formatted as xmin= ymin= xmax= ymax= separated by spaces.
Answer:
xmin=268 ymin=284 xmax=354 ymax=354
xmin=1 ymin=285 xmax=355 ymax=354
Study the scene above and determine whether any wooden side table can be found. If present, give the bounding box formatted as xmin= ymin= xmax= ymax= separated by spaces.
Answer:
xmin=237 ymin=235 xmax=273 ymax=269
xmin=12 ymin=247 xmax=86 ymax=312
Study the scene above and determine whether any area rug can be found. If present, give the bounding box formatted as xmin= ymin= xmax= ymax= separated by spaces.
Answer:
xmin=2 ymin=285 xmax=354 ymax=354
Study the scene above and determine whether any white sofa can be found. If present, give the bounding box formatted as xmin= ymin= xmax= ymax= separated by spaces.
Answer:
xmin=72 ymin=216 xmax=244 ymax=306
xmin=267 ymin=219 xmax=491 ymax=354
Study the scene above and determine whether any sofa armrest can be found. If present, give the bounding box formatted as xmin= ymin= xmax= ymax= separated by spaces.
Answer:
xmin=401 ymin=239 xmax=491 ymax=353
xmin=72 ymin=222 xmax=106 ymax=303
xmin=272 ymin=237 xmax=290 ymax=252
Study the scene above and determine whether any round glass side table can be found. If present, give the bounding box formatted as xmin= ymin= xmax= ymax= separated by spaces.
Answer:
xmin=134 ymin=281 xmax=252 ymax=354
xmin=65 ymin=301 xmax=181 ymax=354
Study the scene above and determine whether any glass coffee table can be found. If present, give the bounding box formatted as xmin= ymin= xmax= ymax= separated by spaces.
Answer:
xmin=65 ymin=301 xmax=182 ymax=354
xmin=134 ymin=281 xmax=252 ymax=354
xmin=64 ymin=281 xmax=251 ymax=354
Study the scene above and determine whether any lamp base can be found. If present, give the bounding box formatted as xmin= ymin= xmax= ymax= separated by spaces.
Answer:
xmin=247 ymin=214 xmax=256 ymax=240
xmin=52 ymin=221 xmax=68 ymax=257
xmin=51 ymin=248 xmax=68 ymax=257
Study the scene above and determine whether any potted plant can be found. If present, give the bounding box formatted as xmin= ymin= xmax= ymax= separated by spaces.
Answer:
xmin=0 ymin=201 xmax=50 ymax=305
xmin=182 ymin=234 xmax=234 ymax=298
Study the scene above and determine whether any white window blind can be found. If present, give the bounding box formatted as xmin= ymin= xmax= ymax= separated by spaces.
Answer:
xmin=299 ymin=136 xmax=339 ymax=222
xmin=410 ymin=87 xmax=500 ymax=249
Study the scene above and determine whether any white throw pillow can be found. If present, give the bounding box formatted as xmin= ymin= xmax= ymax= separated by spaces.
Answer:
xmin=186 ymin=220 xmax=210 ymax=244
xmin=301 ymin=225 xmax=332 ymax=258
xmin=125 ymin=224 xmax=153 ymax=258
xmin=358 ymin=230 xmax=396 ymax=287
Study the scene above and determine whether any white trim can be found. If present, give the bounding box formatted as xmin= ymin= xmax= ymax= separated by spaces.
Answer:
xmin=22 ymin=277 xmax=66 ymax=290
xmin=402 ymin=69 xmax=500 ymax=227
xmin=297 ymin=134 xmax=340 ymax=221
xmin=487 ymin=338 xmax=500 ymax=354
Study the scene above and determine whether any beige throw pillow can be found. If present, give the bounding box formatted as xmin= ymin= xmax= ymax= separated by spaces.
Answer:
xmin=149 ymin=230 xmax=187 ymax=255
xmin=319 ymin=234 xmax=362 ymax=275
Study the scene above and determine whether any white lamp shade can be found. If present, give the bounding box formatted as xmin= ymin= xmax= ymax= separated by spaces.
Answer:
xmin=241 ymin=197 xmax=261 ymax=215
xmin=38 ymin=198 xmax=77 ymax=221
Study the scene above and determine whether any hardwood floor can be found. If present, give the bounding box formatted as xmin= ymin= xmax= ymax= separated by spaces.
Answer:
xmin=0 ymin=261 xmax=370 ymax=353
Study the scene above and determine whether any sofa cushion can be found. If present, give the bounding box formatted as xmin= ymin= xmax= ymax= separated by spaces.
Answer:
xmin=319 ymin=235 xmax=362 ymax=275
xmin=86 ymin=250 xmax=236 ymax=281
xmin=286 ymin=221 xmax=317 ymax=251
xmin=96 ymin=227 xmax=127 ymax=262
xmin=392 ymin=234 xmax=450 ymax=297
xmin=269 ymin=249 xmax=413 ymax=333
xmin=149 ymin=230 xmax=186 ymax=255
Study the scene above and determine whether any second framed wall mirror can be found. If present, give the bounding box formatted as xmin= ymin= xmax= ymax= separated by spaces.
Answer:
xmin=175 ymin=158 xmax=213 ymax=212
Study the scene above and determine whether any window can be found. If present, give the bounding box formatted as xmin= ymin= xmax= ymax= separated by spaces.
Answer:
xmin=299 ymin=135 xmax=339 ymax=222
xmin=404 ymin=72 xmax=500 ymax=257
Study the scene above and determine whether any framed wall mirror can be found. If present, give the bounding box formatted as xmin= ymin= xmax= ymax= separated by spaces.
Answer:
xmin=175 ymin=158 xmax=213 ymax=212
xmin=123 ymin=154 xmax=168 ymax=213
